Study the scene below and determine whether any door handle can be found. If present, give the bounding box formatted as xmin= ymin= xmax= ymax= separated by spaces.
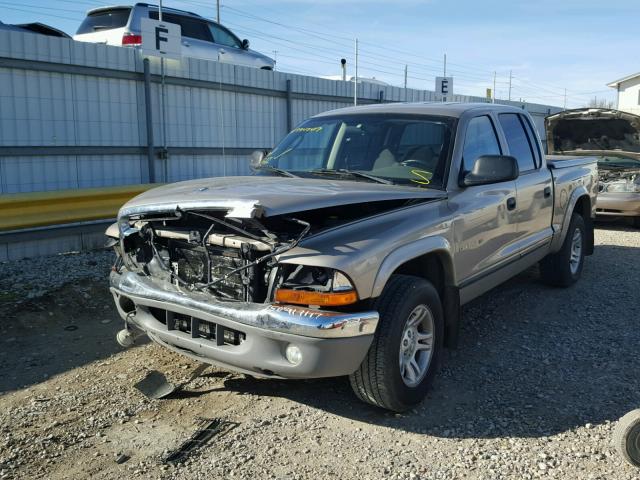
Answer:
xmin=182 ymin=41 xmax=190 ymax=47
xmin=543 ymin=186 xmax=552 ymax=198
xmin=506 ymin=197 xmax=517 ymax=211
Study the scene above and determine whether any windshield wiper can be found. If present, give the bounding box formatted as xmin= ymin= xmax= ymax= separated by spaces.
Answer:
xmin=310 ymin=168 xmax=393 ymax=185
xmin=254 ymin=165 xmax=299 ymax=178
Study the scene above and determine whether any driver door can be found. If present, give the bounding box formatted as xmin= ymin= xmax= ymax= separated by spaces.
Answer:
xmin=449 ymin=114 xmax=519 ymax=300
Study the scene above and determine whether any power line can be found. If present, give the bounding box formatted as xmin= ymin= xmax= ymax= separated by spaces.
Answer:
xmin=0 ymin=5 xmax=83 ymax=21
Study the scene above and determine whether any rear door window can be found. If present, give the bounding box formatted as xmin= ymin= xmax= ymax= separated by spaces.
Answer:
xmin=462 ymin=116 xmax=502 ymax=172
xmin=77 ymin=8 xmax=131 ymax=34
xmin=150 ymin=12 xmax=213 ymax=42
xmin=520 ymin=115 xmax=542 ymax=167
xmin=498 ymin=113 xmax=536 ymax=172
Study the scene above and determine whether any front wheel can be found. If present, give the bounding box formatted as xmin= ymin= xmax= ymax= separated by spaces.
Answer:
xmin=349 ymin=275 xmax=444 ymax=412
xmin=614 ymin=409 xmax=640 ymax=467
xmin=540 ymin=212 xmax=586 ymax=287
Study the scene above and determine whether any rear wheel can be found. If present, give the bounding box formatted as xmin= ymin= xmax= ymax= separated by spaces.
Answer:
xmin=349 ymin=275 xmax=444 ymax=412
xmin=614 ymin=409 xmax=640 ymax=467
xmin=540 ymin=212 xmax=585 ymax=287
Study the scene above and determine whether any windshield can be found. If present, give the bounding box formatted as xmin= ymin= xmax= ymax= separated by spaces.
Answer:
xmin=76 ymin=8 xmax=131 ymax=34
xmin=260 ymin=114 xmax=455 ymax=189
xmin=597 ymin=155 xmax=640 ymax=169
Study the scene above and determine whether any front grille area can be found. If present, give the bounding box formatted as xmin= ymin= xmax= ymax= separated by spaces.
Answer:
xmin=168 ymin=239 xmax=264 ymax=302
xmin=149 ymin=307 xmax=246 ymax=346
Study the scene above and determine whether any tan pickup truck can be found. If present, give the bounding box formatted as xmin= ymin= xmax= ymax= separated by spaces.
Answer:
xmin=107 ymin=103 xmax=598 ymax=411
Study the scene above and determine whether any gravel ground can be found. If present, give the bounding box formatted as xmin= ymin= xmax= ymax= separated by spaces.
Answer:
xmin=1 ymin=224 xmax=639 ymax=480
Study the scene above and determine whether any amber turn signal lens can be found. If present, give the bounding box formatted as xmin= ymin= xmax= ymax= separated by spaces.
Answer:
xmin=274 ymin=288 xmax=358 ymax=306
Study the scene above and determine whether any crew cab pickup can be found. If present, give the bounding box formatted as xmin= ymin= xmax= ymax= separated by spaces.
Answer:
xmin=107 ymin=103 xmax=598 ymax=411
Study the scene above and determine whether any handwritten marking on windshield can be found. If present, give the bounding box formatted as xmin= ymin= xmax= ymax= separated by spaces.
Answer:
xmin=293 ymin=126 xmax=323 ymax=133
xmin=410 ymin=169 xmax=432 ymax=185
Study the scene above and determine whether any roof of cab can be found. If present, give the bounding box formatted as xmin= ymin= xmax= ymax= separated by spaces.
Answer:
xmin=313 ymin=102 xmax=527 ymax=119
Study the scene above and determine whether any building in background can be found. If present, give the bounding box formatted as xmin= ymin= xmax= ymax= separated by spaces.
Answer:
xmin=607 ymin=72 xmax=640 ymax=115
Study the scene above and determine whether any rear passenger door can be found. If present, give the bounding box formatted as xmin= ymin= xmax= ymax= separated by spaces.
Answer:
xmin=497 ymin=113 xmax=554 ymax=254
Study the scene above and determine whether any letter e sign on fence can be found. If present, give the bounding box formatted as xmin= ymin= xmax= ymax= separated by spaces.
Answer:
xmin=141 ymin=17 xmax=181 ymax=60
xmin=436 ymin=76 xmax=453 ymax=98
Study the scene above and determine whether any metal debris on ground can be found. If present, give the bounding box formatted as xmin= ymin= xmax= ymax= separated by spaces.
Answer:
xmin=134 ymin=363 xmax=209 ymax=400
xmin=164 ymin=417 xmax=233 ymax=465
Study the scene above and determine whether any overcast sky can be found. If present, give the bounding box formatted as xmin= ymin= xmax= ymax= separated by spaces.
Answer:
xmin=2 ymin=0 xmax=636 ymax=108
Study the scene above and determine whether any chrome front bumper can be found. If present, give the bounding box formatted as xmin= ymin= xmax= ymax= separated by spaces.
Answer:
xmin=109 ymin=271 xmax=379 ymax=378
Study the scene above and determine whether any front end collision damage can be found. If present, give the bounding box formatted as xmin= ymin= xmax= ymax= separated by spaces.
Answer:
xmin=106 ymin=188 xmax=447 ymax=377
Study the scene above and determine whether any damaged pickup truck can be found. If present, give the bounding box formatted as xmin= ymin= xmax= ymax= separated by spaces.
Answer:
xmin=107 ymin=103 xmax=598 ymax=411
xmin=546 ymin=108 xmax=640 ymax=227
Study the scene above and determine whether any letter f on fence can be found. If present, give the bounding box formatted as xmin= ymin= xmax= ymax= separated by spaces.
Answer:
xmin=155 ymin=27 xmax=169 ymax=51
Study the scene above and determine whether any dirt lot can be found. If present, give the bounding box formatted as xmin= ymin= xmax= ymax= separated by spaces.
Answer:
xmin=1 ymin=223 xmax=639 ymax=480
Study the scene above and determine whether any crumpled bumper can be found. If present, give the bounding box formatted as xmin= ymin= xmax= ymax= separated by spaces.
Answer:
xmin=109 ymin=271 xmax=379 ymax=378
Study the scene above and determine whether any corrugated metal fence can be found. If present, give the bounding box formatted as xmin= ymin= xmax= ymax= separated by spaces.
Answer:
xmin=0 ymin=30 xmax=561 ymax=260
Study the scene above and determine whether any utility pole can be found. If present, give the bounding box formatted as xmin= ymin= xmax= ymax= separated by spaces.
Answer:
xmin=443 ymin=53 xmax=447 ymax=77
xmin=404 ymin=64 xmax=408 ymax=100
xmin=354 ymin=38 xmax=359 ymax=106
xmin=563 ymin=88 xmax=567 ymax=109
xmin=508 ymin=70 xmax=512 ymax=101
xmin=493 ymin=71 xmax=496 ymax=103
xmin=159 ymin=0 xmax=168 ymax=181
xmin=217 ymin=0 xmax=220 ymax=23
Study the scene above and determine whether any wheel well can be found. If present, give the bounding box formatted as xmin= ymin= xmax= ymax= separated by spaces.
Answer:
xmin=573 ymin=195 xmax=594 ymax=255
xmin=390 ymin=252 xmax=460 ymax=349
xmin=574 ymin=195 xmax=590 ymax=219
xmin=392 ymin=252 xmax=446 ymax=295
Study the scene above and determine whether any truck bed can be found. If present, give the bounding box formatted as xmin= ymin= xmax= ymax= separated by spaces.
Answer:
xmin=546 ymin=155 xmax=598 ymax=169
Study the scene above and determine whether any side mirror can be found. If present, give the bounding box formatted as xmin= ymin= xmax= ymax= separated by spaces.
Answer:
xmin=462 ymin=155 xmax=519 ymax=187
xmin=241 ymin=38 xmax=250 ymax=50
xmin=249 ymin=150 xmax=267 ymax=170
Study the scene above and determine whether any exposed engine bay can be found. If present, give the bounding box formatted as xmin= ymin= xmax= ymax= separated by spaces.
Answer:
xmin=546 ymin=108 xmax=640 ymax=154
xmin=598 ymin=163 xmax=640 ymax=193
xmin=111 ymin=199 xmax=416 ymax=303
xmin=546 ymin=108 xmax=640 ymax=195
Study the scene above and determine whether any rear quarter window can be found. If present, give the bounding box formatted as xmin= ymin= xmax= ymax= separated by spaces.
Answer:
xmin=76 ymin=8 xmax=131 ymax=34
xmin=149 ymin=12 xmax=212 ymax=42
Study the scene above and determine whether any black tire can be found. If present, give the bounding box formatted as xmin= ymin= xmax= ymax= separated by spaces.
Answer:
xmin=633 ymin=217 xmax=640 ymax=229
xmin=349 ymin=275 xmax=444 ymax=412
xmin=614 ymin=409 xmax=640 ymax=467
xmin=540 ymin=212 xmax=586 ymax=287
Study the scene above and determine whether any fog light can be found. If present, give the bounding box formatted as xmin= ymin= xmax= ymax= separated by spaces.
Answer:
xmin=285 ymin=344 xmax=303 ymax=365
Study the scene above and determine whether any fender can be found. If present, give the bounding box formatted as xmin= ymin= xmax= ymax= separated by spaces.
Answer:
xmin=370 ymin=235 xmax=455 ymax=298
xmin=550 ymin=186 xmax=591 ymax=253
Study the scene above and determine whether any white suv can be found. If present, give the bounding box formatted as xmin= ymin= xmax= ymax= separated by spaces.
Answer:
xmin=73 ymin=3 xmax=275 ymax=70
